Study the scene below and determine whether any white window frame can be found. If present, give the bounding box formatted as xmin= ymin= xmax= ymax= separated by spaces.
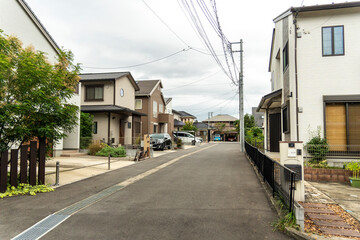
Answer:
xmin=153 ymin=101 xmax=158 ymax=118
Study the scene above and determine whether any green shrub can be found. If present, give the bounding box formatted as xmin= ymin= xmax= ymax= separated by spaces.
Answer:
xmin=88 ymin=142 xmax=105 ymax=155
xmin=176 ymin=138 xmax=183 ymax=148
xmin=0 ymin=183 xmax=54 ymax=198
xmin=345 ymin=161 xmax=360 ymax=179
xmin=95 ymin=145 xmax=126 ymax=157
xmin=306 ymin=136 xmax=329 ymax=163
xmin=80 ymin=137 xmax=92 ymax=149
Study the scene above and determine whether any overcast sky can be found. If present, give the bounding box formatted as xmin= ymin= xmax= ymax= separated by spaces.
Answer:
xmin=26 ymin=0 xmax=352 ymax=121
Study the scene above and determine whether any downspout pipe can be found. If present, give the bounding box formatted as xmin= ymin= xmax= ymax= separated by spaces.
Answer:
xmin=293 ymin=14 xmax=300 ymax=142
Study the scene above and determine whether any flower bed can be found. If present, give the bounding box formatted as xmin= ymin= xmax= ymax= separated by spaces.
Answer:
xmin=304 ymin=167 xmax=352 ymax=183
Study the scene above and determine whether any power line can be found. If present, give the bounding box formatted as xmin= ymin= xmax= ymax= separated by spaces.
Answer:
xmin=165 ymin=70 xmax=221 ymax=90
xmin=81 ymin=48 xmax=190 ymax=69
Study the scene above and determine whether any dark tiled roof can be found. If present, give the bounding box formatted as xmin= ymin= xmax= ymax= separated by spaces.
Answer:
xmin=79 ymin=72 xmax=129 ymax=81
xmin=172 ymin=109 xmax=180 ymax=115
xmin=178 ymin=111 xmax=196 ymax=118
xmin=292 ymin=1 xmax=360 ymax=13
xmin=135 ymin=80 xmax=162 ymax=96
xmin=194 ymin=122 xmax=212 ymax=130
xmin=81 ymin=105 xmax=146 ymax=116
xmin=79 ymin=72 xmax=139 ymax=91
xmin=174 ymin=119 xmax=185 ymax=127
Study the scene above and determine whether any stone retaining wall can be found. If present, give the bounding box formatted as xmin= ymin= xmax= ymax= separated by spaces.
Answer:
xmin=304 ymin=167 xmax=352 ymax=183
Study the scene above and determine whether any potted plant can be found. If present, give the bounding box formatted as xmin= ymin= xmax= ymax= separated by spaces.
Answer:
xmin=345 ymin=161 xmax=360 ymax=188
xmin=177 ymin=138 xmax=184 ymax=149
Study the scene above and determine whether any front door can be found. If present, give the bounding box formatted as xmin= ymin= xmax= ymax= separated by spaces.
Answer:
xmin=269 ymin=113 xmax=281 ymax=152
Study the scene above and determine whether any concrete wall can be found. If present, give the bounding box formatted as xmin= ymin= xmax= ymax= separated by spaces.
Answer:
xmin=0 ymin=0 xmax=58 ymax=63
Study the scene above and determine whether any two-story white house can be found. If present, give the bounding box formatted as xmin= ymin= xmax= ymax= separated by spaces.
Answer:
xmin=0 ymin=0 xmax=81 ymax=156
xmin=257 ymin=2 xmax=360 ymax=153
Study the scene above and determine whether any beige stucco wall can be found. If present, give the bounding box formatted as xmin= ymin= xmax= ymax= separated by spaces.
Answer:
xmin=115 ymin=76 xmax=136 ymax=110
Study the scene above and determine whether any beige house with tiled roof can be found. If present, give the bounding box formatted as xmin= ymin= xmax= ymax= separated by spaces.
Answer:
xmin=203 ymin=114 xmax=238 ymax=141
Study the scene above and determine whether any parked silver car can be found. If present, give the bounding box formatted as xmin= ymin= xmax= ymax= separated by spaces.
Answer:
xmin=173 ymin=132 xmax=202 ymax=144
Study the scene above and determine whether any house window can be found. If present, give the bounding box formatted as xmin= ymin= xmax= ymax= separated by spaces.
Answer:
xmin=282 ymin=106 xmax=289 ymax=133
xmin=135 ymin=99 xmax=142 ymax=109
xmin=153 ymin=124 xmax=157 ymax=133
xmin=325 ymin=102 xmax=360 ymax=151
xmin=283 ymin=42 xmax=289 ymax=72
xmin=153 ymin=101 xmax=157 ymax=118
xmin=322 ymin=26 xmax=344 ymax=56
xmin=93 ymin=122 xmax=98 ymax=134
xmin=86 ymin=85 xmax=103 ymax=101
xmin=159 ymin=104 xmax=163 ymax=113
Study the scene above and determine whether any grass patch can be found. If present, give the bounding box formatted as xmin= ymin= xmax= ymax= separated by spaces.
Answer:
xmin=272 ymin=196 xmax=299 ymax=232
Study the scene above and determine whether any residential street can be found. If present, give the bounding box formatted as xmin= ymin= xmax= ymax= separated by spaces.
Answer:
xmin=1 ymin=143 xmax=291 ymax=240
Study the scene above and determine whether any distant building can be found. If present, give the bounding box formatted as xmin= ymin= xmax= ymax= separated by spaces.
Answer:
xmin=252 ymin=107 xmax=264 ymax=128
xmin=202 ymin=114 xmax=238 ymax=141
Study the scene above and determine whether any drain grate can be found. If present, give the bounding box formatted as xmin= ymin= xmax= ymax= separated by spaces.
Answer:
xmin=12 ymin=214 xmax=69 ymax=240
xmin=56 ymin=185 xmax=124 ymax=216
xmin=12 ymin=185 xmax=125 ymax=240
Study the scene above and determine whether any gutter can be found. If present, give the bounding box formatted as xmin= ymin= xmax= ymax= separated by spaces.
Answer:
xmin=293 ymin=13 xmax=300 ymax=141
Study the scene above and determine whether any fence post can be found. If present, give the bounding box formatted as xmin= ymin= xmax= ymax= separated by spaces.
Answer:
xmin=55 ymin=161 xmax=60 ymax=186
xmin=0 ymin=151 xmax=8 ymax=193
xmin=10 ymin=149 xmax=19 ymax=188
xmin=289 ymin=172 xmax=295 ymax=213
xmin=29 ymin=141 xmax=37 ymax=186
xmin=272 ymin=161 xmax=275 ymax=197
xmin=38 ymin=139 xmax=46 ymax=185
xmin=20 ymin=145 xmax=28 ymax=184
xmin=108 ymin=154 xmax=111 ymax=170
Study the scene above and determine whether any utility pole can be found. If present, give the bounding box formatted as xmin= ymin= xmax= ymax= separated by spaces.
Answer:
xmin=231 ymin=39 xmax=244 ymax=152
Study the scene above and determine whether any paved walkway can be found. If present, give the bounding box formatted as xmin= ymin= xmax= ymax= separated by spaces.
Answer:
xmin=303 ymin=181 xmax=360 ymax=239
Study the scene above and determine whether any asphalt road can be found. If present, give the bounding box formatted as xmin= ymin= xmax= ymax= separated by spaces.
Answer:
xmin=1 ymin=143 xmax=292 ymax=240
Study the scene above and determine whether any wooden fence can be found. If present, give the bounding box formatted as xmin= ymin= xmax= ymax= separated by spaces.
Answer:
xmin=0 ymin=140 xmax=46 ymax=193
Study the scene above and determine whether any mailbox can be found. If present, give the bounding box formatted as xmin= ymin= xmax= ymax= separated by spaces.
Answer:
xmin=284 ymin=164 xmax=302 ymax=181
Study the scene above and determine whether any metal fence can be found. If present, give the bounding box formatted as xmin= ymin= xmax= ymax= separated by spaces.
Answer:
xmin=304 ymin=144 xmax=360 ymax=161
xmin=245 ymin=141 xmax=296 ymax=212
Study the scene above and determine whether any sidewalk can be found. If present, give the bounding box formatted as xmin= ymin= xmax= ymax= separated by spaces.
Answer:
xmin=45 ymin=144 xmax=199 ymax=187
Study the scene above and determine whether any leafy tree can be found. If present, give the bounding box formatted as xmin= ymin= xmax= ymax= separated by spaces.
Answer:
xmin=234 ymin=120 xmax=240 ymax=133
xmin=234 ymin=114 xmax=255 ymax=133
xmin=214 ymin=123 xmax=225 ymax=132
xmin=80 ymin=112 xmax=94 ymax=149
xmin=182 ymin=121 xmax=198 ymax=132
xmin=245 ymin=127 xmax=264 ymax=148
xmin=244 ymin=114 xmax=255 ymax=130
xmin=0 ymin=30 xmax=80 ymax=151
